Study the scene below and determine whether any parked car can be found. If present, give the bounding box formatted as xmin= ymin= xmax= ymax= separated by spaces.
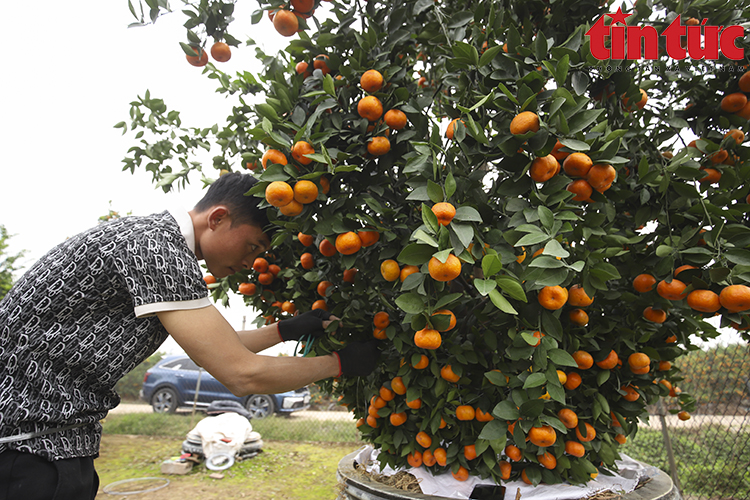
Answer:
xmin=140 ymin=354 xmax=311 ymax=418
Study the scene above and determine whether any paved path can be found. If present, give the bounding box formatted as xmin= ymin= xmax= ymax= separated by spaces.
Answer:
xmin=110 ymin=404 xmax=749 ymax=429
xmin=109 ymin=403 xmax=353 ymax=421
xmin=640 ymin=413 xmax=749 ymax=430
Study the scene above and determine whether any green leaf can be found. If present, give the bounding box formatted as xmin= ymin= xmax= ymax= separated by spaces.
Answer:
xmin=397 ymin=243 xmax=435 ymax=266
xmin=547 ymin=349 xmax=578 ymax=367
xmin=595 ymin=393 xmax=610 ymax=415
xmin=474 ymin=278 xmax=498 ymax=296
xmin=485 ymin=370 xmax=508 ymax=386
xmin=496 ymin=277 xmax=527 ymax=302
xmin=414 ymin=229 xmax=439 ymax=247
xmin=519 ymin=399 xmax=545 ymax=419
xmin=534 ymin=30 xmax=549 ymax=61
xmin=656 ymin=245 xmax=674 ymax=258
xmin=427 ymin=180 xmax=444 ymax=203
xmin=432 ymin=249 xmax=453 ymax=263
xmin=256 ymin=103 xmax=280 ymax=122
xmin=406 ymin=186 xmax=431 ymax=201
xmin=538 ymin=206 xmax=555 ymax=230
xmin=395 ymin=293 xmax=426 ymax=314
xmin=451 ymin=223 xmax=474 ymax=248
xmin=554 ymin=54 xmax=569 ymax=87
xmin=489 ymin=288 xmax=518 ymax=314
xmin=492 ymin=400 xmax=520 ymax=420
xmin=549 ymin=96 xmax=567 ymax=118
xmin=454 ymin=206 xmax=482 ymax=222
xmin=570 ymin=71 xmax=590 ymax=95
xmin=259 ymin=164 xmax=290 ymax=182
xmin=445 ymin=172 xmax=457 ymax=199
xmin=638 ymin=156 xmax=650 ymax=180
xmin=559 ymin=138 xmax=590 ymax=151
xmin=523 ymin=372 xmax=548 ymax=389
xmin=591 ymin=262 xmax=622 ymax=281
xmin=435 ymin=293 xmax=463 ymax=309
xmin=482 ymin=254 xmax=503 ymax=278
xmin=479 ymin=45 xmax=503 ymax=67
xmin=568 ymin=109 xmax=604 ymax=134
xmin=422 ymin=203 xmax=439 ymax=232
xmin=515 ymin=232 xmax=551 ymax=246
xmin=467 ymin=92 xmax=494 ymax=113
xmin=322 ymin=74 xmax=336 ymax=97
xmin=448 ymin=10 xmax=475 ymax=27
xmin=478 ymin=420 xmax=506 ymax=440
xmin=451 ymin=41 xmax=479 ymax=66
xmin=544 ymin=239 xmax=570 ymax=258
xmin=496 ymin=83 xmax=519 ymax=105
xmin=529 ymin=256 xmax=564 ymax=269
xmin=725 ymin=248 xmax=750 ymax=266
xmin=250 ymin=9 xmax=265 ymax=24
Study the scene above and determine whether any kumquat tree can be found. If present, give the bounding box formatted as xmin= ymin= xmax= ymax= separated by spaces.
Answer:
xmin=120 ymin=0 xmax=750 ymax=487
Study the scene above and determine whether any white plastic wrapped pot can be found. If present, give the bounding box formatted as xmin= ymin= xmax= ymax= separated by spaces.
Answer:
xmin=336 ymin=448 xmax=679 ymax=500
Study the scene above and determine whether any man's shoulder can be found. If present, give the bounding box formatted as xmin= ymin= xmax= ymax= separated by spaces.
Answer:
xmin=102 ymin=212 xmax=186 ymax=245
xmin=111 ymin=211 xmax=178 ymax=232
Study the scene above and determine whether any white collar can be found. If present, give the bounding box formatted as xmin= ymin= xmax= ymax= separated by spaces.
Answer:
xmin=168 ymin=209 xmax=196 ymax=255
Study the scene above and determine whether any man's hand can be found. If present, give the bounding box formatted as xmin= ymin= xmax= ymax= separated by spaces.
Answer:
xmin=277 ymin=309 xmax=336 ymax=342
xmin=334 ymin=341 xmax=380 ymax=377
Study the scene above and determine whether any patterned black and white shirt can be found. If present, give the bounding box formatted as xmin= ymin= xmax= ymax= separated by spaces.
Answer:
xmin=0 ymin=210 xmax=211 ymax=460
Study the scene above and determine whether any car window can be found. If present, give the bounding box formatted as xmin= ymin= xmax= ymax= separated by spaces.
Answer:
xmin=161 ymin=357 xmax=200 ymax=371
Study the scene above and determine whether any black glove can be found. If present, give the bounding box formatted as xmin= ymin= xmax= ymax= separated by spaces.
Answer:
xmin=334 ymin=341 xmax=380 ymax=377
xmin=277 ymin=309 xmax=332 ymax=342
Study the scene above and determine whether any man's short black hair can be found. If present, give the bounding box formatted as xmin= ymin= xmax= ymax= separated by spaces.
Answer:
xmin=194 ymin=172 xmax=272 ymax=233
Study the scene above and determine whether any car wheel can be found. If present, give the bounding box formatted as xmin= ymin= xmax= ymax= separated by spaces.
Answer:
xmin=151 ymin=387 xmax=179 ymax=414
xmin=245 ymin=394 xmax=276 ymax=419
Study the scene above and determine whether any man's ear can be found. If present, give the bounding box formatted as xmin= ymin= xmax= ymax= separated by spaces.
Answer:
xmin=208 ymin=206 xmax=230 ymax=230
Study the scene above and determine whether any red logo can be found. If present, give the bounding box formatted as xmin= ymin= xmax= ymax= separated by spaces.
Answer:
xmin=586 ymin=7 xmax=745 ymax=61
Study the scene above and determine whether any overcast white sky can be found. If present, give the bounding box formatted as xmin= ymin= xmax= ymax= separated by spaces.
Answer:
xmin=1 ymin=0 xmax=294 ymax=355
xmin=1 ymin=1 xmax=739 ymax=351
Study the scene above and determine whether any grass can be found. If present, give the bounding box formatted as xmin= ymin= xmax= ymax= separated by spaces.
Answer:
xmin=97 ymin=435 xmax=358 ymax=499
xmin=621 ymin=426 xmax=750 ymax=500
xmin=252 ymin=416 xmax=361 ymax=442
xmin=98 ymin=413 xmax=363 ymax=499
xmin=102 ymin=412 xmax=362 ymax=443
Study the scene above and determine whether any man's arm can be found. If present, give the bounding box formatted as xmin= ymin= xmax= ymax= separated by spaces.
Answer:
xmin=236 ymin=323 xmax=285 ymax=353
xmin=156 ymin=305 xmax=340 ymax=396
xmin=235 ymin=312 xmax=339 ymax=353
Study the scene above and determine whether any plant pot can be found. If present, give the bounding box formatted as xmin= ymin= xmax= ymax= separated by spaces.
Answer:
xmin=336 ymin=448 xmax=680 ymax=500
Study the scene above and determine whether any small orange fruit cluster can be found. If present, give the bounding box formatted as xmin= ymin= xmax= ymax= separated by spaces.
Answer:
xmin=562 ymin=152 xmax=616 ymax=202
xmin=270 ymin=0 xmax=316 ymax=38
xmin=721 ymin=70 xmax=750 ymax=120
xmin=622 ymin=88 xmax=648 ymax=111
xmin=365 ymin=379 xmax=439 ymax=449
xmin=356 ymin=69 xmax=409 ymax=157
xmin=264 ymin=179 xmax=319 ymax=216
xmin=567 ymin=284 xmax=594 ymax=326
xmin=537 ymin=283 xmax=594 ymax=320
xmin=186 ymin=41 xmax=233 ymax=67
xmin=527 ymin=138 xmax=575 ymax=184
xmin=412 ymin=309 xmax=456 ymax=348
xmin=373 ymin=311 xmax=389 ymax=340
xmin=295 ymin=53 xmax=333 ymax=78
xmin=634 ymin=268 xmax=750 ymax=318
